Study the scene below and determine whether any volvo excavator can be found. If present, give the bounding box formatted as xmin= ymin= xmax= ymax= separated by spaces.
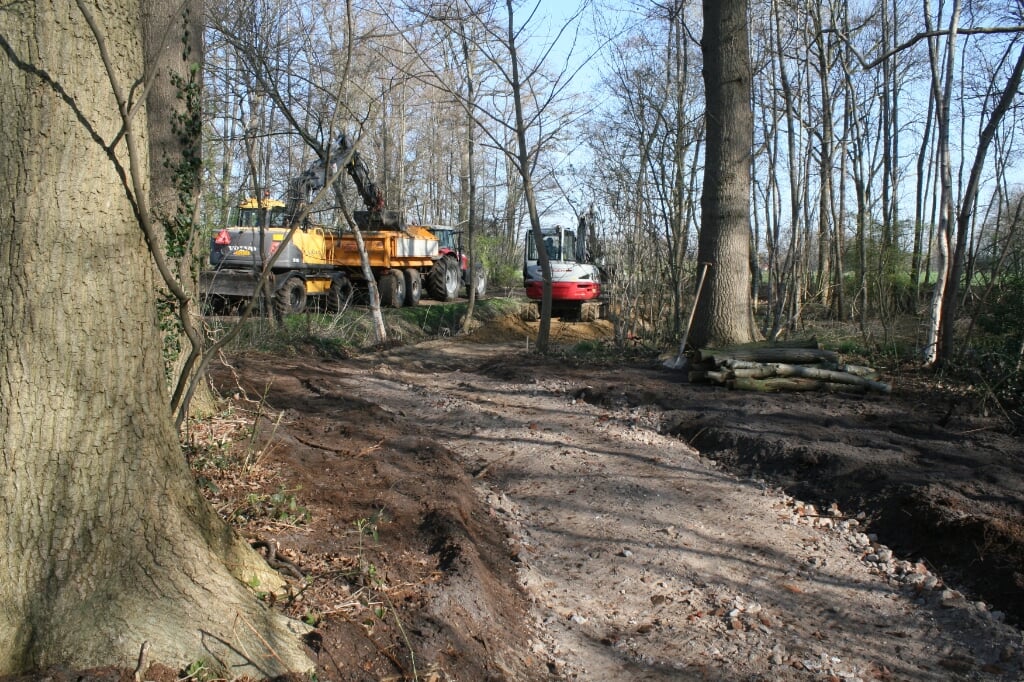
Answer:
xmin=201 ymin=134 xmax=469 ymax=315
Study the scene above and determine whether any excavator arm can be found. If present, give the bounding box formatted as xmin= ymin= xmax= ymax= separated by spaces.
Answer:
xmin=285 ymin=133 xmax=401 ymax=229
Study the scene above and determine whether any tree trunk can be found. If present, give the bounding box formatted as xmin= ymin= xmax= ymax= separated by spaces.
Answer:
xmin=936 ymin=43 xmax=1024 ymax=364
xmin=692 ymin=0 xmax=758 ymax=348
xmin=460 ymin=26 xmax=479 ymax=323
xmin=142 ymin=0 xmax=217 ymax=422
xmin=923 ymin=0 xmax=960 ymax=366
xmin=506 ymin=0 xmax=551 ymax=351
xmin=0 ymin=2 xmax=310 ymax=674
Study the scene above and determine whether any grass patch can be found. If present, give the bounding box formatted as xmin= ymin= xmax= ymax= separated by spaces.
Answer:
xmin=205 ymin=296 xmax=526 ymax=357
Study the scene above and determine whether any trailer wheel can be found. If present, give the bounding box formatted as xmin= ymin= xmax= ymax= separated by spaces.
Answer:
xmin=403 ymin=268 xmax=422 ymax=306
xmin=427 ymin=256 xmax=460 ymax=301
xmin=274 ymin=277 xmax=307 ymax=317
xmin=378 ymin=271 xmax=406 ymax=308
xmin=326 ymin=276 xmax=353 ymax=313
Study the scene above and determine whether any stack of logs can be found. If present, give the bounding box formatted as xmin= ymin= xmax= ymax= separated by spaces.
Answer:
xmin=687 ymin=340 xmax=891 ymax=394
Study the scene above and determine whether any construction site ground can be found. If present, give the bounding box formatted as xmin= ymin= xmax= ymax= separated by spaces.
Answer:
xmin=187 ymin=310 xmax=1024 ymax=681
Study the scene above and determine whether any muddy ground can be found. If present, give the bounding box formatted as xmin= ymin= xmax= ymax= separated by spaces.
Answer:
xmin=194 ymin=312 xmax=1024 ymax=680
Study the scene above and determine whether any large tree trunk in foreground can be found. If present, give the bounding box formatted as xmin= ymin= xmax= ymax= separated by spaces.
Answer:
xmin=0 ymin=2 xmax=310 ymax=674
xmin=691 ymin=0 xmax=758 ymax=349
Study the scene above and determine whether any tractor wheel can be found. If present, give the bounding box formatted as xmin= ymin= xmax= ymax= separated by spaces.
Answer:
xmin=274 ymin=277 xmax=307 ymax=318
xmin=378 ymin=271 xmax=406 ymax=308
xmin=403 ymin=268 xmax=422 ymax=306
xmin=326 ymin=276 xmax=353 ymax=313
xmin=466 ymin=265 xmax=487 ymax=299
xmin=427 ymin=256 xmax=460 ymax=301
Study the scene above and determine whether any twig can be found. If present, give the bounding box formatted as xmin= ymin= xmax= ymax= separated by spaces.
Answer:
xmin=357 ymin=439 xmax=385 ymax=457
xmin=133 ymin=641 xmax=149 ymax=682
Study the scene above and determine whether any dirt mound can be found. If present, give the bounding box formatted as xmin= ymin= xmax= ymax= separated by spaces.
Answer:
xmin=205 ymin=354 xmax=546 ymax=680
xmin=463 ymin=312 xmax=614 ymax=345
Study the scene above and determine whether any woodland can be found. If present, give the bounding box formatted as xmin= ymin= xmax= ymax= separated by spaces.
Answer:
xmin=201 ymin=0 xmax=1024 ymax=370
xmin=2 ymin=0 xmax=1024 ymax=677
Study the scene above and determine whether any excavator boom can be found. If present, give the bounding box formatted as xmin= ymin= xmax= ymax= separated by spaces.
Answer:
xmin=284 ymin=133 xmax=402 ymax=230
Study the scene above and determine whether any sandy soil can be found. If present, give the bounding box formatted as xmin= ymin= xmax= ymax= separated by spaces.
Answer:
xmin=196 ymin=314 xmax=1024 ymax=681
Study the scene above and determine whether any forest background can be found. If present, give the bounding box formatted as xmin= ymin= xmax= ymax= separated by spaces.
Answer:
xmin=201 ymin=0 xmax=1024 ymax=377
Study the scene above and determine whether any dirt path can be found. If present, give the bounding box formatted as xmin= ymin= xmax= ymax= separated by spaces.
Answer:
xmin=349 ymin=339 xmax=1023 ymax=680
xmin=209 ymin=326 xmax=1024 ymax=680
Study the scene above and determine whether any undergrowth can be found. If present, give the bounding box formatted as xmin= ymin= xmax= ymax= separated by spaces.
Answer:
xmin=183 ymin=399 xmax=421 ymax=679
xmin=205 ymin=296 xmax=524 ymax=357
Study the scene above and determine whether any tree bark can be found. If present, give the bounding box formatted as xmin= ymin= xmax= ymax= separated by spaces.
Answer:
xmin=0 ymin=1 xmax=310 ymax=674
xmin=506 ymin=0 xmax=551 ymax=352
xmin=697 ymin=347 xmax=840 ymax=365
xmin=142 ymin=0 xmax=217 ymax=422
xmin=692 ymin=0 xmax=758 ymax=348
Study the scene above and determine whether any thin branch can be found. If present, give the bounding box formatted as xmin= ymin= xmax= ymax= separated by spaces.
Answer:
xmin=823 ymin=24 xmax=1024 ymax=70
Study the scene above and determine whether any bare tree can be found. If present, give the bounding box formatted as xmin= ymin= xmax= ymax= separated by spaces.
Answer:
xmin=404 ymin=0 xmax=591 ymax=351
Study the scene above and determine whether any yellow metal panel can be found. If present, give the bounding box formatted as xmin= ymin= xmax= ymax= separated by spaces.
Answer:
xmin=239 ymin=197 xmax=286 ymax=209
xmin=305 ymin=278 xmax=332 ymax=295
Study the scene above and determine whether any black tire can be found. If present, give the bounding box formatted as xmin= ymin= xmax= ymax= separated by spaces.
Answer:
xmin=274 ymin=277 xmax=307 ymax=317
xmin=326 ymin=276 xmax=353 ymax=313
xmin=403 ymin=268 xmax=422 ymax=306
xmin=426 ymin=256 xmax=461 ymax=301
xmin=466 ymin=265 xmax=487 ymax=299
xmin=378 ymin=271 xmax=406 ymax=308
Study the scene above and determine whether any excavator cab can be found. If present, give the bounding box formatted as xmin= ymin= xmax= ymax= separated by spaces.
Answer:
xmin=234 ymin=197 xmax=287 ymax=228
xmin=526 ymin=227 xmax=579 ymax=263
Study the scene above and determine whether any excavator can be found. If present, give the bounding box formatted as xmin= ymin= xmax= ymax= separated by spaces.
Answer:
xmin=522 ymin=209 xmax=607 ymax=321
xmin=201 ymin=134 xmax=469 ymax=314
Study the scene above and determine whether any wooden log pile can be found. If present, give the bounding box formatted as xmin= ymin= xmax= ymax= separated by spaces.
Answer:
xmin=686 ymin=340 xmax=891 ymax=394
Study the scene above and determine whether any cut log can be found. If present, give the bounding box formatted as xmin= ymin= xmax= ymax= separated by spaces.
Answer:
xmin=711 ymin=338 xmax=821 ymax=351
xmin=728 ymin=377 xmax=869 ymax=394
xmin=731 ymin=366 xmax=779 ymax=379
xmin=698 ymin=347 xmax=840 ymax=366
xmin=765 ymin=363 xmax=889 ymax=393
xmin=705 ymin=370 xmax=732 ymax=384
xmin=721 ymin=359 xmax=765 ymax=370
xmin=727 ymin=363 xmax=889 ymax=392
xmin=836 ymin=363 xmax=881 ymax=379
